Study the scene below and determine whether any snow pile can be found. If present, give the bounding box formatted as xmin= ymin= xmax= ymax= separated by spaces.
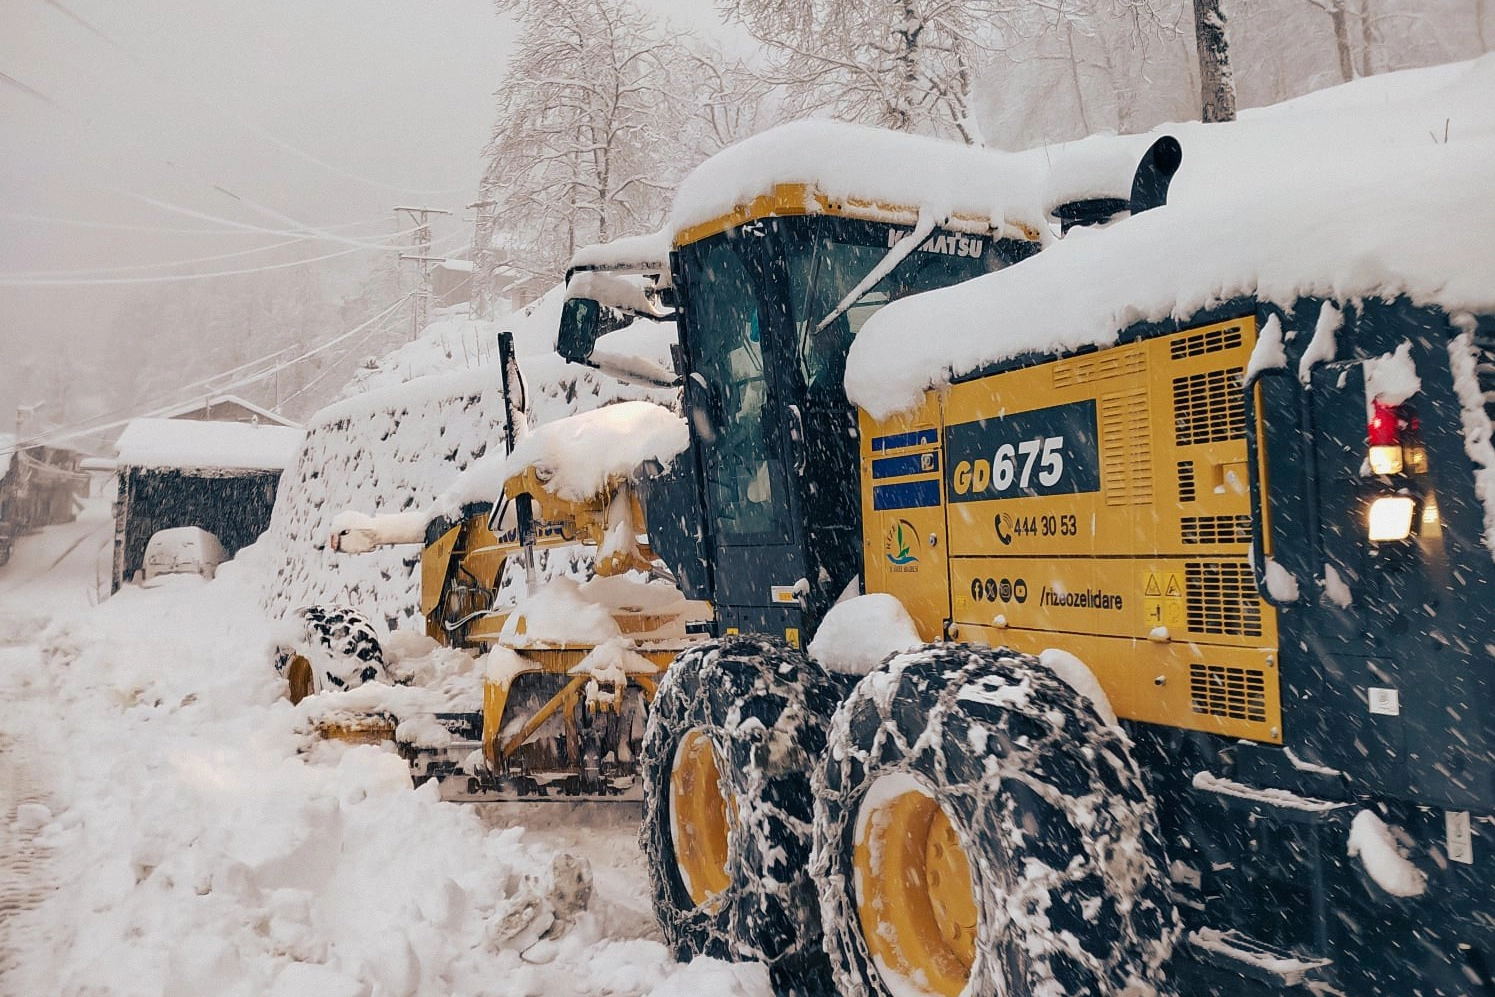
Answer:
xmin=114 ymin=418 xmax=304 ymax=471
xmin=849 ymin=56 xmax=1495 ymax=417
xmin=1447 ymin=320 xmax=1495 ymax=554
xmin=671 ymin=119 xmax=1051 ymax=239
xmin=1348 ymin=810 xmax=1428 ymax=898
xmin=806 ymin=593 xmax=920 ymax=675
xmin=0 ymin=512 xmax=772 ymax=997
xmin=260 ymin=355 xmax=675 ymax=633
xmin=568 ymin=229 xmax=672 ymax=272
xmin=341 ymin=290 xmax=566 ymax=398
xmin=430 ymin=401 xmax=689 ymax=520
xmin=1362 ymin=341 xmax=1422 ymax=405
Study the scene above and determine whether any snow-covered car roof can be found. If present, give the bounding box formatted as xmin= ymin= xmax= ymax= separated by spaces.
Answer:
xmin=115 ymin=418 xmax=305 ymax=472
xmin=848 ymin=56 xmax=1495 ymax=418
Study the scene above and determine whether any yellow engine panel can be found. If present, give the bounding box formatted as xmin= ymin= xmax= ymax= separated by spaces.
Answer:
xmin=862 ymin=316 xmax=1282 ymax=743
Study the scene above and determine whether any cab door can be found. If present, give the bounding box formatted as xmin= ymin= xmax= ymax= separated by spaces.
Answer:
xmin=678 ymin=230 xmax=809 ymax=644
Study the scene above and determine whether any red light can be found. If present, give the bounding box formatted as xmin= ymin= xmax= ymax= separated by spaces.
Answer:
xmin=1368 ymin=401 xmax=1405 ymax=446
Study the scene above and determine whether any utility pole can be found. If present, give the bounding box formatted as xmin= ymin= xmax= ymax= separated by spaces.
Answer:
xmin=468 ymin=193 xmax=499 ymax=322
xmin=395 ymin=206 xmax=452 ymax=339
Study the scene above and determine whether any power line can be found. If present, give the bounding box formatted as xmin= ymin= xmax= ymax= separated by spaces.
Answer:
xmin=0 ymin=208 xmax=395 ymax=237
xmin=276 ymin=300 xmax=412 ymax=410
xmin=0 ymin=69 xmax=60 ymax=106
xmin=4 ymin=293 xmax=414 ymax=454
xmin=110 ymin=190 xmax=430 ymax=251
xmin=0 ymin=243 xmax=376 ymax=286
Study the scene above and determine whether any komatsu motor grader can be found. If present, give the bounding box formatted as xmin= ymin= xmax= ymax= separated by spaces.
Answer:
xmin=295 ymin=114 xmax=1493 ymax=997
xmin=557 ymin=119 xmax=1491 ymax=997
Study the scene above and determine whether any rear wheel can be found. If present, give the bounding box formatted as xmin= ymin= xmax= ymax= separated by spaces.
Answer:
xmin=813 ymin=643 xmax=1177 ymax=997
xmin=272 ymin=605 xmax=388 ymax=701
xmin=639 ymin=636 xmax=842 ymax=988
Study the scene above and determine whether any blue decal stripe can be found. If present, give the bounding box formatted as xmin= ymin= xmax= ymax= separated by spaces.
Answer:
xmin=871 ymin=428 xmax=939 ymax=452
xmin=871 ymin=453 xmax=939 ymax=479
xmin=873 ymin=479 xmax=941 ymax=510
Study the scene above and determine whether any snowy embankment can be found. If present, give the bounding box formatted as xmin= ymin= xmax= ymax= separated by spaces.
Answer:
xmin=260 ymin=291 xmax=675 ymax=633
xmin=0 ymin=507 xmax=766 ymax=997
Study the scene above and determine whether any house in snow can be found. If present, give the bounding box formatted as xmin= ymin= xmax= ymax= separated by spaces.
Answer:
xmin=153 ymin=393 xmax=300 ymax=427
xmin=110 ymin=418 xmax=303 ymax=590
xmin=0 ymin=434 xmax=90 ymax=565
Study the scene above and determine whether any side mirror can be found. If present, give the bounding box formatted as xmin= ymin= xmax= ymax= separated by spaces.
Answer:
xmin=557 ymin=296 xmax=603 ymax=365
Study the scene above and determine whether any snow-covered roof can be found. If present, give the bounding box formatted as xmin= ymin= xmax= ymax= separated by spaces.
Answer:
xmin=568 ymin=229 xmax=672 ymax=272
xmin=669 ymin=120 xmax=1060 ymax=241
xmin=152 ymin=394 xmax=300 ymax=428
xmin=848 ymin=56 xmax=1495 ymax=418
xmin=114 ymin=418 xmax=304 ymax=472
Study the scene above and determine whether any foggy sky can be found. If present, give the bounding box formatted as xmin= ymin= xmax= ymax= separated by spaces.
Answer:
xmin=0 ymin=0 xmax=730 ymax=431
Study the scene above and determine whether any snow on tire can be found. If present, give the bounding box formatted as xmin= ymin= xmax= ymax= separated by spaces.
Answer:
xmin=812 ymin=643 xmax=1178 ymax=997
xmin=639 ymin=635 xmax=843 ymax=989
xmin=272 ymin=605 xmax=389 ymax=703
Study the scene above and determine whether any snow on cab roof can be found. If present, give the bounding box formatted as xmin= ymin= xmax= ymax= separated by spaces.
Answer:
xmin=568 ymin=229 xmax=672 ymax=273
xmin=669 ymin=120 xmax=1062 ymax=241
xmin=848 ymin=56 xmax=1495 ymax=418
xmin=114 ymin=418 xmax=304 ymax=472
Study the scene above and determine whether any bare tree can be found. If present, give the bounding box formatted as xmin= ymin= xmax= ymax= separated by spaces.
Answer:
xmin=721 ymin=0 xmax=1015 ymax=144
xmin=484 ymin=0 xmax=687 ymax=280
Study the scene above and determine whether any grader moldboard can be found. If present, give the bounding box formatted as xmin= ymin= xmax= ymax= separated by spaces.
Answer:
xmin=285 ymin=119 xmax=1494 ymax=997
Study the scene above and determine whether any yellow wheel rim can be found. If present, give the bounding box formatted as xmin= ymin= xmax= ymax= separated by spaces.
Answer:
xmin=854 ymin=779 xmax=979 ymax=996
xmin=287 ymin=655 xmax=314 ymax=705
xmin=669 ymin=730 xmax=734 ymax=906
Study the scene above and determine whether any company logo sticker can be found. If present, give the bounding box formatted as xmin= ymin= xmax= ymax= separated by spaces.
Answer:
xmin=885 ymin=520 xmax=920 ymax=569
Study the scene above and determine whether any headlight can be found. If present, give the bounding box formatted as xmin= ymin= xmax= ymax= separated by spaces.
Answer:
xmin=1367 ymin=495 xmax=1416 ymax=542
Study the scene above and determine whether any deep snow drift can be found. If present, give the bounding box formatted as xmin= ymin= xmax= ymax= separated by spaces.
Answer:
xmin=0 ymin=505 xmax=769 ymax=997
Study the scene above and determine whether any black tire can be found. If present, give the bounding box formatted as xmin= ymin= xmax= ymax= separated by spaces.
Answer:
xmin=639 ymin=635 xmax=843 ymax=990
xmin=272 ymin=605 xmax=388 ymax=700
xmin=813 ymin=643 xmax=1178 ymax=997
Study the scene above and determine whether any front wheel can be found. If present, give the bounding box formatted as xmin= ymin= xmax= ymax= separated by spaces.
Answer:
xmin=638 ymin=636 xmax=843 ymax=989
xmin=813 ymin=643 xmax=1178 ymax=997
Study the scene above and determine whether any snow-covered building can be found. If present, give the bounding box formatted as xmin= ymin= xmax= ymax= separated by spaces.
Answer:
xmin=110 ymin=418 xmax=304 ymax=591
xmin=153 ymin=393 xmax=299 ymax=427
xmin=0 ymin=435 xmax=89 ymax=566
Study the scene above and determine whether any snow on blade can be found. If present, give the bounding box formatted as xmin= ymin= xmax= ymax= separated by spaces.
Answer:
xmin=849 ymin=56 xmax=1495 ymax=418
xmin=431 ymin=400 xmax=688 ymax=515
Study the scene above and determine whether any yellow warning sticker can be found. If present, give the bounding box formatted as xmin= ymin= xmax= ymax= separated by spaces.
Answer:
xmin=1165 ymin=574 xmax=1183 ymax=599
xmin=1144 ymin=574 xmax=1162 ymax=597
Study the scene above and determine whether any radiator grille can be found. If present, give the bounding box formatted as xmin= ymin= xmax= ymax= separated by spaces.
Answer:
xmin=1053 ymin=349 xmax=1146 ymax=388
xmin=1174 ymin=367 xmax=1245 ymax=445
xmin=1171 ymin=325 xmax=1244 ymax=360
xmin=1181 ymin=515 xmax=1252 ymax=545
xmin=1177 ymin=461 xmax=1197 ymax=503
xmin=1101 ymin=389 xmax=1153 ymax=506
xmin=1186 ymin=560 xmax=1262 ymax=636
xmin=1190 ymin=663 xmax=1267 ymax=722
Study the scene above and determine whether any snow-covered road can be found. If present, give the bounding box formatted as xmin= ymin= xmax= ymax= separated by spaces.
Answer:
xmin=0 ymin=502 xmax=771 ymax=997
